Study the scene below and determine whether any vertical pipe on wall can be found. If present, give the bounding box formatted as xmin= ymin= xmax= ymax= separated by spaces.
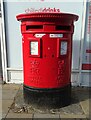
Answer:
xmin=1 ymin=0 xmax=8 ymax=83
xmin=79 ymin=0 xmax=87 ymax=86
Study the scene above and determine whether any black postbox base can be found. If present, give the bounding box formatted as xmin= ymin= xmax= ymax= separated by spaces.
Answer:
xmin=23 ymin=84 xmax=71 ymax=108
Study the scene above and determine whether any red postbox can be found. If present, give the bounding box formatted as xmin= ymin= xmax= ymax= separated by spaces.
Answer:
xmin=16 ymin=12 xmax=78 ymax=108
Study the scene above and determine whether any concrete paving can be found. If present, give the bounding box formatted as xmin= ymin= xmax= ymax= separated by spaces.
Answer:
xmin=2 ymin=90 xmax=18 ymax=100
xmin=6 ymin=113 xmax=33 ymax=119
xmin=0 ymin=85 xmax=2 ymax=90
xmin=0 ymin=100 xmax=2 ymax=113
xmin=2 ymin=84 xmax=20 ymax=90
xmin=33 ymin=114 xmax=60 ymax=119
xmin=1 ymin=84 xmax=90 ymax=119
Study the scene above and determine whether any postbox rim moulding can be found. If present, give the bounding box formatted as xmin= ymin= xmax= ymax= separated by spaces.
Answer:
xmin=16 ymin=12 xmax=79 ymax=22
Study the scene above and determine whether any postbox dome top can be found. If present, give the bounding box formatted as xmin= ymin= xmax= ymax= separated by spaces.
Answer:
xmin=16 ymin=12 xmax=78 ymax=22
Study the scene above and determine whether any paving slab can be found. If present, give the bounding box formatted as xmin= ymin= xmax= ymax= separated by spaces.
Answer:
xmin=1 ymin=99 xmax=14 ymax=119
xmin=0 ymin=100 xmax=2 ymax=113
xmin=33 ymin=114 xmax=60 ymax=119
xmin=80 ymin=99 xmax=89 ymax=113
xmin=80 ymin=99 xmax=90 ymax=119
xmin=0 ymin=90 xmax=2 ymax=100
xmin=6 ymin=113 xmax=33 ymax=119
xmin=2 ymin=100 xmax=14 ymax=114
xmin=0 ymin=112 xmax=6 ymax=120
xmin=0 ymin=113 xmax=2 ymax=120
xmin=60 ymin=103 xmax=84 ymax=115
xmin=60 ymin=114 xmax=87 ymax=119
xmin=75 ymin=87 xmax=89 ymax=101
xmin=2 ymin=84 xmax=21 ymax=90
xmin=0 ymin=84 xmax=2 ymax=90
xmin=61 ymin=118 xmax=88 ymax=120
xmin=2 ymin=90 xmax=18 ymax=100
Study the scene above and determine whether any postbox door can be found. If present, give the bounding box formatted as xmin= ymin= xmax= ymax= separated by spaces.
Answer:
xmin=41 ymin=35 xmax=58 ymax=87
xmin=42 ymin=34 xmax=57 ymax=58
xmin=41 ymin=34 xmax=70 ymax=87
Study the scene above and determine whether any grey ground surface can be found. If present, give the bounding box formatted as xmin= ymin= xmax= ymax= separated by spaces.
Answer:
xmin=1 ymin=84 xmax=91 ymax=119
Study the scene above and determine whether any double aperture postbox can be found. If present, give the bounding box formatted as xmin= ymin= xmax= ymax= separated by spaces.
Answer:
xmin=17 ymin=13 xmax=78 ymax=107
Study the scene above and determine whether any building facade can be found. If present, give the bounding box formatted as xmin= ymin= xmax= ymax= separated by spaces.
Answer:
xmin=0 ymin=0 xmax=91 ymax=86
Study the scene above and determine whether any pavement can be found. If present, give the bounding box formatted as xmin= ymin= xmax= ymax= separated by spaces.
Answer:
xmin=0 ymin=83 xmax=91 ymax=120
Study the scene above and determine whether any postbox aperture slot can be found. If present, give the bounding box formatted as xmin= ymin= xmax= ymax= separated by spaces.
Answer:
xmin=56 ymin=25 xmax=71 ymax=31
xmin=26 ymin=25 xmax=43 ymax=30
xmin=29 ymin=38 xmax=41 ymax=57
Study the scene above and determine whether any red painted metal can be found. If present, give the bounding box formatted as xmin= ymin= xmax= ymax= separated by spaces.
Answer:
xmin=86 ymin=49 xmax=91 ymax=53
xmin=82 ymin=64 xmax=91 ymax=70
xmin=16 ymin=12 xmax=78 ymax=89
